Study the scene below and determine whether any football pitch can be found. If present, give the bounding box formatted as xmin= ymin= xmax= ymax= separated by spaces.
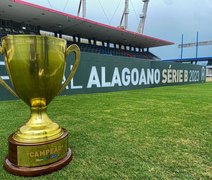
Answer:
xmin=0 ymin=83 xmax=211 ymax=179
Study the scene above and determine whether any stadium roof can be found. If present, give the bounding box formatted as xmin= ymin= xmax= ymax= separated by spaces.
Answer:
xmin=0 ymin=0 xmax=174 ymax=48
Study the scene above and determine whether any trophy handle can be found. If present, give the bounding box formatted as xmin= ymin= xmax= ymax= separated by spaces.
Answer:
xmin=58 ymin=44 xmax=80 ymax=94
xmin=0 ymin=45 xmax=19 ymax=97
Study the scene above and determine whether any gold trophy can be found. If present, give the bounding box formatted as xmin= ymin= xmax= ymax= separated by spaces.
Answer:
xmin=0 ymin=35 xmax=80 ymax=176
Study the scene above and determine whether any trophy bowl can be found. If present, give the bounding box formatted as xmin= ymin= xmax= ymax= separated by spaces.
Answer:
xmin=0 ymin=35 xmax=80 ymax=176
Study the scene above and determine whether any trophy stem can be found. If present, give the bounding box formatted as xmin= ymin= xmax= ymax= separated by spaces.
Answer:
xmin=13 ymin=106 xmax=63 ymax=143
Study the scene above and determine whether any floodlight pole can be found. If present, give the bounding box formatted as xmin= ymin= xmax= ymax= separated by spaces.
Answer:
xmin=137 ymin=0 xmax=149 ymax=34
xmin=119 ymin=0 xmax=129 ymax=30
xmin=77 ymin=0 xmax=86 ymax=18
xmin=181 ymin=34 xmax=184 ymax=59
xmin=196 ymin=32 xmax=199 ymax=59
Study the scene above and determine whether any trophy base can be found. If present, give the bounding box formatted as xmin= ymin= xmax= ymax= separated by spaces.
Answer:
xmin=4 ymin=129 xmax=72 ymax=177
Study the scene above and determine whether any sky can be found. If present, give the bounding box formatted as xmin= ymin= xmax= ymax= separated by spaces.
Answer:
xmin=24 ymin=0 xmax=212 ymax=61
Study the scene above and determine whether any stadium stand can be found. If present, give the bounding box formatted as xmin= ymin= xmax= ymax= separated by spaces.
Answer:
xmin=71 ymin=42 xmax=159 ymax=60
xmin=0 ymin=30 xmax=158 ymax=60
xmin=0 ymin=19 xmax=40 ymax=36
xmin=0 ymin=18 xmax=160 ymax=60
xmin=0 ymin=0 xmax=174 ymax=61
xmin=0 ymin=5 xmax=160 ymax=60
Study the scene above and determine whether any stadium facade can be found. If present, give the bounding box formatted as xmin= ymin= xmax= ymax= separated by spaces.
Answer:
xmin=0 ymin=0 xmax=206 ymax=100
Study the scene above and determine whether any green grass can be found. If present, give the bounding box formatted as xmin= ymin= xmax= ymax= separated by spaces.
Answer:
xmin=0 ymin=83 xmax=211 ymax=179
